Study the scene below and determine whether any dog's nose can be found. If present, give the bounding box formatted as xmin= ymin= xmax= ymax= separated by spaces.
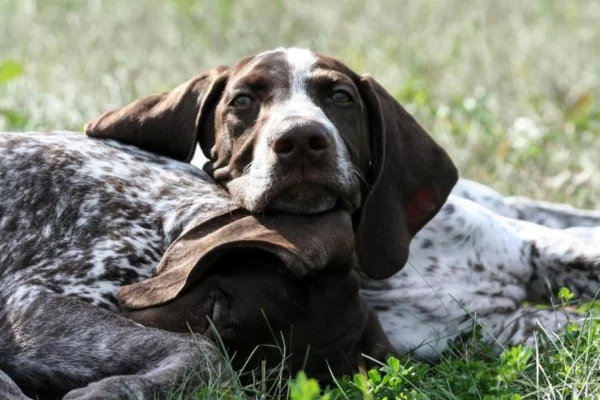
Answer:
xmin=272 ymin=123 xmax=330 ymax=165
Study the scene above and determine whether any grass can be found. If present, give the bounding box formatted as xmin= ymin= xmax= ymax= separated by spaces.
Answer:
xmin=294 ymin=298 xmax=600 ymax=399
xmin=165 ymin=292 xmax=600 ymax=399
xmin=1 ymin=0 xmax=599 ymax=398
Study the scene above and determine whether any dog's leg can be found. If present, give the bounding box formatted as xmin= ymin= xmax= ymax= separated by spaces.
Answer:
xmin=475 ymin=306 xmax=584 ymax=349
xmin=502 ymin=197 xmax=600 ymax=229
xmin=2 ymin=285 xmax=229 ymax=399
xmin=451 ymin=183 xmax=600 ymax=301
xmin=0 ymin=369 xmax=29 ymax=400
xmin=364 ymin=195 xmax=599 ymax=360
xmin=366 ymin=283 xmax=584 ymax=360
xmin=453 ymin=179 xmax=600 ymax=228
xmin=438 ymin=194 xmax=600 ymax=303
xmin=514 ymin=221 xmax=600 ymax=304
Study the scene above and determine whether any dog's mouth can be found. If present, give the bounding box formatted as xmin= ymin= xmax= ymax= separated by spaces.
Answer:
xmin=221 ymin=156 xmax=362 ymax=215
xmin=233 ymin=172 xmax=361 ymax=215
xmin=266 ymin=183 xmax=344 ymax=214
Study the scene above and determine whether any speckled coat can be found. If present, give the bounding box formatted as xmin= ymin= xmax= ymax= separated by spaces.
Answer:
xmin=1 ymin=131 xmax=600 ymax=399
xmin=0 ymin=131 xmax=232 ymax=399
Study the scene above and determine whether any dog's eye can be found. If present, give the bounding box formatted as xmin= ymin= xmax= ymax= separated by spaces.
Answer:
xmin=331 ymin=89 xmax=354 ymax=104
xmin=231 ymin=94 xmax=254 ymax=108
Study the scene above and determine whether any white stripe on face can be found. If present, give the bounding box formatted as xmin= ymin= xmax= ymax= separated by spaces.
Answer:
xmin=251 ymin=48 xmax=351 ymax=175
xmin=285 ymin=47 xmax=317 ymax=100
xmin=251 ymin=47 xmax=317 ymax=95
xmin=283 ymin=48 xmax=352 ymax=182
xmin=239 ymin=48 xmax=355 ymax=212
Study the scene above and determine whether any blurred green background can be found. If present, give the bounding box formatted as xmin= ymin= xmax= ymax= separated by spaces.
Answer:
xmin=1 ymin=0 xmax=598 ymax=206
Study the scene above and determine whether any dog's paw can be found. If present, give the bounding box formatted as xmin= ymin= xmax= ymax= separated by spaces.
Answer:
xmin=62 ymin=376 xmax=157 ymax=400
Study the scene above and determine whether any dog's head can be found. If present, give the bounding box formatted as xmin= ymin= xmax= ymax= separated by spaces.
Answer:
xmin=86 ymin=47 xmax=458 ymax=278
xmin=119 ymin=209 xmax=394 ymax=379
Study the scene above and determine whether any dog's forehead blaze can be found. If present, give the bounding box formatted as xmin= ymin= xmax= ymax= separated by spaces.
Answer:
xmin=228 ymin=49 xmax=356 ymax=96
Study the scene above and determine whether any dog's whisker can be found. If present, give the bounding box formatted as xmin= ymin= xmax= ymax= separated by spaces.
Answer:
xmin=351 ymin=164 xmax=372 ymax=194
xmin=242 ymin=162 xmax=253 ymax=177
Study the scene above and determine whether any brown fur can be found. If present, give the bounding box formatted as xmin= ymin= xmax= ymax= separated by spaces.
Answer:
xmin=119 ymin=209 xmax=392 ymax=377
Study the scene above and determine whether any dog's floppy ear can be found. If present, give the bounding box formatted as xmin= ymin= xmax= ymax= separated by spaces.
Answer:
xmin=355 ymin=76 xmax=458 ymax=279
xmin=85 ymin=66 xmax=228 ymax=162
xmin=119 ymin=209 xmax=354 ymax=310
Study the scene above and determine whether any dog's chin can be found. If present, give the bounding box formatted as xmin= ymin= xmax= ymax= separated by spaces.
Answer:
xmin=267 ymin=185 xmax=339 ymax=214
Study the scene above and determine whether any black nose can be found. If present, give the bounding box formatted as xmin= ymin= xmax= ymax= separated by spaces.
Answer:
xmin=272 ymin=122 xmax=330 ymax=165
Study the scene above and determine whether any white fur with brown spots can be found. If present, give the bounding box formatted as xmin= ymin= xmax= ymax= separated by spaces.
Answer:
xmin=362 ymin=183 xmax=600 ymax=360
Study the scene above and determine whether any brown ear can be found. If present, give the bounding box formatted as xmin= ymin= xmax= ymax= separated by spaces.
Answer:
xmin=356 ymin=76 xmax=458 ymax=279
xmin=119 ymin=209 xmax=354 ymax=310
xmin=85 ymin=66 xmax=228 ymax=162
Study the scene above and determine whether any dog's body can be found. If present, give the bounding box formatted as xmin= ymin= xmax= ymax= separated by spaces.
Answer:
xmin=1 ymin=131 xmax=395 ymax=399
xmin=2 ymin=48 xmax=599 ymax=398
xmin=0 ymin=132 xmax=232 ymax=399
xmin=364 ymin=180 xmax=600 ymax=360
xmin=2 ymin=131 xmax=599 ymax=398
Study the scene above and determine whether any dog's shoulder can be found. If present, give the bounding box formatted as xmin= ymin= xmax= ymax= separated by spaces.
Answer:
xmin=0 ymin=131 xmax=230 ymax=310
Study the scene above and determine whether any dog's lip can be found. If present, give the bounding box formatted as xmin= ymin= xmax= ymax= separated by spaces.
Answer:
xmin=271 ymin=181 xmax=334 ymax=197
xmin=261 ymin=177 xmax=360 ymax=212
xmin=333 ymin=196 xmax=356 ymax=214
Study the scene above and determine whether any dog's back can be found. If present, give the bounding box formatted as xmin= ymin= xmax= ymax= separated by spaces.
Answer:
xmin=0 ymin=131 xmax=230 ymax=310
xmin=0 ymin=131 xmax=393 ymax=398
xmin=0 ymin=131 xmax=236 ymax=398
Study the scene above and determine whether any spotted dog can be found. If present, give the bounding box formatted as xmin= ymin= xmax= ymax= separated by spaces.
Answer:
xmin=1 ymin=48 xmax=458 ymax=398
xmin=0 ymin=133 xmax=233 ymax=399
xmin=88 ymin=47 xmax=600 ymax=360
xmin=0 ymin=132 xmax=395 ymax=399
xmin=363 ymin=180 xmax=600 ymax=360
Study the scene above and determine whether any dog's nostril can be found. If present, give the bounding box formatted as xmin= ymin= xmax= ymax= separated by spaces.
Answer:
xmin=309 ymin=134 xmax=329 ymax=151
xmin=272 ymin=123 xmax=331 ymax=164
xmin=273 ymin=137 xmax=294 ymax=154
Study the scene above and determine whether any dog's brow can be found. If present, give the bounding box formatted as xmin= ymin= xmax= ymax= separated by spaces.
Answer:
xmin=235 ymin=75 xmax=272 ymax=91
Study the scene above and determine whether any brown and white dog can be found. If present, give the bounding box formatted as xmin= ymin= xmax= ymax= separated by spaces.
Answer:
xmin=86 ymin=47 xmax=600 ymax=364
xmin=4 ymin=47 xmax=600 ymax=400
xmin=0 ymin=48 xmax=457 ymax=399
xmin=86 ymin=47 xmax=459 ymax=280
